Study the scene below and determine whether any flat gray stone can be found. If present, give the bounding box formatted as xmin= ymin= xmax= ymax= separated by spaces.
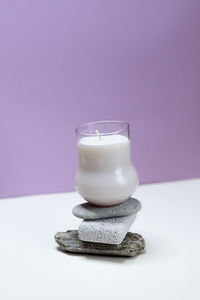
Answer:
xmin=78 ymin=213 xmax=136 ymax=244
xmin=55 ymin=230 xmax=145 ymax=257
xmin=72 ymin=198 xmax=141 ymax=220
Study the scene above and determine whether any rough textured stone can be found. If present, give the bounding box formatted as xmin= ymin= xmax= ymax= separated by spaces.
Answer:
xmin=72 ymin=198 xmax=142 ymax=220
xmin=55 ymin=230 xmax=145 ymax=257
xmin=78 ymin=213 xmax=136 ymax=244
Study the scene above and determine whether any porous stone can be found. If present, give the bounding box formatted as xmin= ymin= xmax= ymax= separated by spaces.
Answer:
xmin=55 ymin=230 xmax=145 ymax=257
xmin=78 ymin=213 xmax=136 ymax=244
xmin=72 ymin=198 xmax=141 ymax=220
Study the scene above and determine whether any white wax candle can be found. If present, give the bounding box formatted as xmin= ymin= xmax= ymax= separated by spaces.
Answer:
xmin=79 ymin=134 xmax=128 ymax=145
xmin=75 ymin=134 xmax=138 ymax=206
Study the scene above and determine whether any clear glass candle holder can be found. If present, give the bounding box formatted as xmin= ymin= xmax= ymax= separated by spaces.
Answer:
xmin=75 ymin=121 xmax=139 ymax=206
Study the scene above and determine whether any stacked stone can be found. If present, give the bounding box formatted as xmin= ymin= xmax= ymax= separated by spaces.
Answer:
xmin=73 ymin=198 xmax=142 ymax=245
xmin=55 ymin=198 xmax=145 ymax=257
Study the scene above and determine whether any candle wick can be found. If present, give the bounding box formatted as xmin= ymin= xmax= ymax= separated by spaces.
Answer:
xmin=95 ymin=130 xmax=102 ymax=140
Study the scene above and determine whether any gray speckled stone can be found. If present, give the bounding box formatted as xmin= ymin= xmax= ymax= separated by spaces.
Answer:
xmin=55 ymin=230 xmax=145 ymax=257
xmin=78 ymin=213 xmax=136 ymax=244
xmin=73 ymin=198 xmax=141 ymax=220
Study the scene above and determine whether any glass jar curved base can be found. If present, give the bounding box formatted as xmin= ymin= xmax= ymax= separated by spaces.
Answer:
xmin=75 ymin=180 xmax=139 ymax=207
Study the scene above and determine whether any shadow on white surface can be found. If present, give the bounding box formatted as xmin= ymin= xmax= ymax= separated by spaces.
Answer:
xmin=56 ymin=245 xmax=146 ymax=264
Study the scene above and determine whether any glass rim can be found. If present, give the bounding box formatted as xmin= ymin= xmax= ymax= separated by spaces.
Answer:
xmin=75 ymin=120 xmax=129 ymax=136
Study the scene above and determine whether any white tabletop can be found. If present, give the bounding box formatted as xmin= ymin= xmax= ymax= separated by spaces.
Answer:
xmin=0 ymin=179 xmax=200 ymax=300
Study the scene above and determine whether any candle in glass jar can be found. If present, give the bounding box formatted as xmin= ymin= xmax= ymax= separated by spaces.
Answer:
xmin=75 ymin=121 xmax=138 ymax=206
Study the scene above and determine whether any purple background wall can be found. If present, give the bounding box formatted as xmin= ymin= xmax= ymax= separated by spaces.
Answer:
xmin=0 ymin=0 xmax=200 ymax=198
